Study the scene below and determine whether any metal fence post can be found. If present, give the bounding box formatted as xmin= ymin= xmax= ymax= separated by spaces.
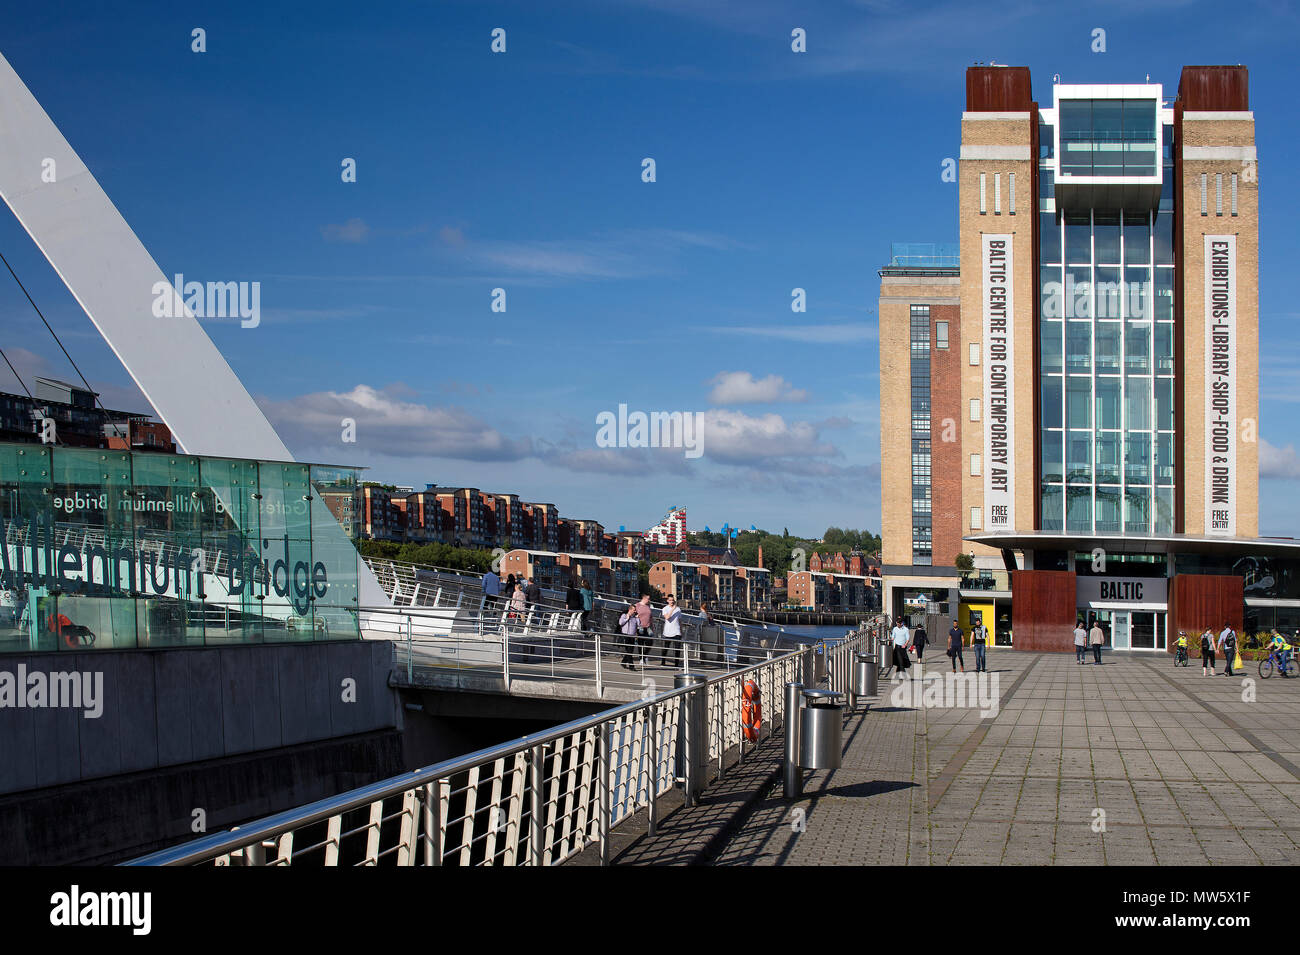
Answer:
xmin=595 ymin=631 xmax=603 ymax=697
xmin=406 ymin=615 xmax=413 ymax=683
xmin=647 ymin=702 xmax=658 ymax=837
xmin=529 ymin=744 xmax=544 ymax=866
xmin=598 ymin=722 xmax=610 ymax=866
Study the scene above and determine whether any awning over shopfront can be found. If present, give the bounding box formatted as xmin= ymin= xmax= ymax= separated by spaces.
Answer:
xmin=964 ymin=531 xmax=1300 ymax=560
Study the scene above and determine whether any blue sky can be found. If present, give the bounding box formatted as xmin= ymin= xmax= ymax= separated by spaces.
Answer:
xmin=2 ymin=0 xmax=1300 ymax=538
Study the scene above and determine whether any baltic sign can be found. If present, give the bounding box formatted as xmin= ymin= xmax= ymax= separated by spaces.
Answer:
xmin=1204 ymin=235 xmax=1235 ymax=537
xmin=983 ymin=234 xmax=1015 ymax=531
xmin=1076 ymin=575 xmax=1168 ymax=608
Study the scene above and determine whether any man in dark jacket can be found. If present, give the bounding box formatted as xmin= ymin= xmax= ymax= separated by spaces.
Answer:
xmin=947 ymin=620 xmax=965 ymax=673
xmin=525 ymin=578 xmax=541 ymax=606
xmin=913 ymin=624 xmax=928 ymax=661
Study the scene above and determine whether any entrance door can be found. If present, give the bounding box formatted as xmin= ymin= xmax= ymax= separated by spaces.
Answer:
xmin=1130 ymin=611 xmax=1156 ymax=650
xmin=1111 ymin=612 xmax=1130 ymax=650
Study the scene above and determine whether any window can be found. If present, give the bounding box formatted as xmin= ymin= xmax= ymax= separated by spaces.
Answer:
xmin=1009 ymin=172 xmax=1016 ymax=215
xmin=971 ymin=453 xmax=981 ymax=476
xmin=969 ymin=343 xmax=980 ymax=365
xmin=970 ymin=399 xmax=981 ymax=421
xmin=994 ymin=173 xmax=1002 ymax=214
xmin=1231 ymin=173 xmax=1238 ymax=216
xmin=970 ymin=507 xmax=982 ymax=530
xmin=936 ymin=321 xmax=949 ymax=349
xmin=1216 ymin=173 xmax=1223 ymax=216
xmin=1200 ymin=174 xmax=1207 ymax=216
xmin=980 ymin=172 xmax=987 ymax=214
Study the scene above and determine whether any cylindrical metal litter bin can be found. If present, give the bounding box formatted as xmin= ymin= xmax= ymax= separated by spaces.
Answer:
xmin=798 ymin=688 xmax=843 ymax=770
xmin=854 ymin=651 xmax=877 ymax=698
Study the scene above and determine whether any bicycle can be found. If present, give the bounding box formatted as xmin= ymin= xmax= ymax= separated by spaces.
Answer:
xmin=1173 ymin=644 xmax=1189 ymax=667
xmin=1258 ymin=648 xmax=1299 ymax=679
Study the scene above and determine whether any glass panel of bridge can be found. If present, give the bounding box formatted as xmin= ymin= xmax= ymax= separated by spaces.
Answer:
xmin=198 ymin=456 xmax=263 ymax=645
xmin=0 ymin=444 xmax=55 ymax=652
xmin=257 ymin=461 xmax=316 ymax=642
xmin=130 ymin=450 xmax=205 ymax=648
xmin=309 ymin=465 xmax=361 ymax=641
xmin=49 ymin=447 xmax=139 ymax=650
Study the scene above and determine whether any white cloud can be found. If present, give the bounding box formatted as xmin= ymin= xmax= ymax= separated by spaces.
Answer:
xmin=258 ymin=384 xmax=532 ymax=461
xmin=1260 ymin=439 xmax=1300 ymax=480
xmin=444 ymin=228 xmax=739 ymax=280
xmin=700 ymin=409 xmax=836 ymax=463
xmin=708 ymin=371 xmax=808 ymax=404
xmin=321 ymin=218 xmax=371 ymax=243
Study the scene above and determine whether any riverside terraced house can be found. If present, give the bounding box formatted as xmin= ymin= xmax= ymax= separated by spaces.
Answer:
xmin=878 ymin=63 xmax=1291 ymax=653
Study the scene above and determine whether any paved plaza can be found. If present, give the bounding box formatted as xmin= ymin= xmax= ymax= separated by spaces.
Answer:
xmin=714 ymin=648 xmax=1300 ymax=865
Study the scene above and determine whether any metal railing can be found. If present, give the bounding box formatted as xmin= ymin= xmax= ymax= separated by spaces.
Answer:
xmin=126 ymin=624 xmax=879 ymax=866
xmin=377 ymin=605 xmax=798 ymax=697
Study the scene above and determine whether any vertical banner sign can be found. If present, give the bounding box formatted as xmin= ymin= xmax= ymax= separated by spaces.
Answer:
xmin=983 ymin=234 xmax=1015 ymax=531
xmin=1205 ymin=235 xmax=1236 ymax=536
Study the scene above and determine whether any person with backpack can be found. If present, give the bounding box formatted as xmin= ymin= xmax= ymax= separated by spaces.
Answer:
xmin=1200 ymin=627 xmax=1216 ymax=676
xmin=579 ymin=579 xmax=595 ymax=632
xmin=1217 ymin=621 xmax=1238 ymax=677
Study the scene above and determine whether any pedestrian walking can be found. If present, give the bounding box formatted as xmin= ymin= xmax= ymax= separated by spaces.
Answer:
xmin=619 ymin=602 xmax=640 ymax=669
xmin=1073 ymin=619 xmax=1087 ymax=664
xmin=971 ymin=621 xmax=988 ymax=673
xmin=482 ymin=567 xmax=500 ymax=608
xmin=1089 ymin=619 xmax=1104 ymax=664
xmin=660 ymin=595 xmax=683 ymax=666
xmin=565 ymin=578 xmax=584 ymax=629
xmin=1200 ymin=627 xmax=1216 ymax=675
xmin=913 ymin=624 xmax=928 ymax=661
xmin=524 ymin=577 xmax=541 ymax=607
xmin=1217 ymin=621 xmax=1238 ymax=677
xmin=580 ymin=579 xmax=595 ymax=632
xmin=946 ymin=619 xmax=964 ymax=673
xmin=889 ymin=618 xmax=911 ymax=676
xmin=634 ymin=594 xmax=653 ymax=668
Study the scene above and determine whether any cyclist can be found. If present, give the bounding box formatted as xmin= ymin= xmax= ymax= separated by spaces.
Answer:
xmin=1270 ymin=632 xmax=1294 ymax=676
xmin=1174 ymin=632 xmax=1189 ymax=666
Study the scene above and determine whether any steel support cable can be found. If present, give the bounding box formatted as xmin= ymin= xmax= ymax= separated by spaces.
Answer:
xmin=0 ymin=247 xmax=124 ymax=437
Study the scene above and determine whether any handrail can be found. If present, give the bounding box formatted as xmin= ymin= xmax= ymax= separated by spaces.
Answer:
xmin=127 ymin=622 xmax=880 ymax=866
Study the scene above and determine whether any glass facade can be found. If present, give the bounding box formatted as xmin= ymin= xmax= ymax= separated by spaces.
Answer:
xmin=911 ymin=305 xmax=932 ymax=565
xmin=0 ymin=442 xmax=361 ymax=653
xmin=1039 ymin=117 xmax=1175 ymax=535
xmin=1040 ymin=110 xmax=1175 ymax=537
xmin=1057 ymin=98 xmax=1159 ymax=178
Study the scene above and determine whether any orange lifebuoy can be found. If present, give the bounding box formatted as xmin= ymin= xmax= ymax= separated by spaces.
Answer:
xmin=741 ymin=678 xmax=762 ymax=741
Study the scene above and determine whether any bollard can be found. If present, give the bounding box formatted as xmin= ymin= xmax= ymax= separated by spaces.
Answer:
xmin=674 ymin=672 xmax=708 ymax=804
xmin=783 ymin=681 xmax=804 ymax=799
